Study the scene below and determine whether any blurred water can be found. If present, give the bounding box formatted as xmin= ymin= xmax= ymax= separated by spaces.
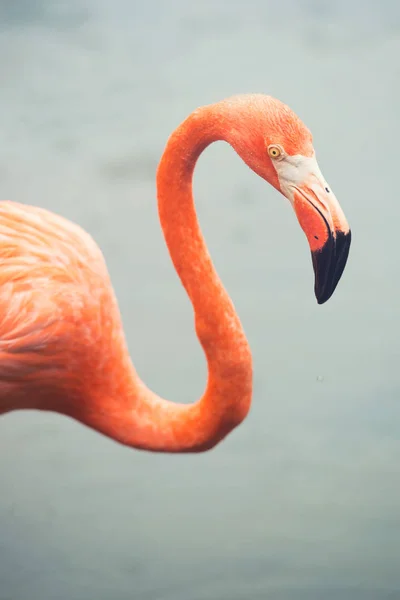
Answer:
xmin=0 ymin=1 xmax=399 ymax=598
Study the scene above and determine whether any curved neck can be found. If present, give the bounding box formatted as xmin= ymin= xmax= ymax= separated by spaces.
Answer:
xmin=152 ymin=103 xmax=253 ymax=448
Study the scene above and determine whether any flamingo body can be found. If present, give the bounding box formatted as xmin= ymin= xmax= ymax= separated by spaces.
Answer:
xmin=0 ymin=201 xmax=119 ymax=411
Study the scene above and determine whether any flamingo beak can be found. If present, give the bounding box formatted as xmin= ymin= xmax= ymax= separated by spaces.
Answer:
xmin=291 ymin=176 xmax=351 ymax=304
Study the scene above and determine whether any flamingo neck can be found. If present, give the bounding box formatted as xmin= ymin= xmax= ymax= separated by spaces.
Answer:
xmin=150 ymin=103 xmax=253 ymax=449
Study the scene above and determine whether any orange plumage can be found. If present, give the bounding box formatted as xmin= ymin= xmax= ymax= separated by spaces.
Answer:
xmin=0 ymin=95 xmax=350 ymax=452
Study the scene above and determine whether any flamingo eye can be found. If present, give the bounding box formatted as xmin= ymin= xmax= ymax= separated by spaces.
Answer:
xmin=268 ymin=145 xmax=282 ymax=159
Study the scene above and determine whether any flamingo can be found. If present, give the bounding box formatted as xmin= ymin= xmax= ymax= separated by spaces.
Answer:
xmin=0 ymin=94 xmax=351 ymax=453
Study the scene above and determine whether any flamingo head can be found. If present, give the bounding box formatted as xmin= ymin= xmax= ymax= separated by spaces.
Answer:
xmin=225 ymin=94 xmax=351 ymax=304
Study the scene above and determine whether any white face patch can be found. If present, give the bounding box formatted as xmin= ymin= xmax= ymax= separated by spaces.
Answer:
xmin=270 ymin=152 xmax=330 ymax=204
xmin=268 ymin=148 xmax=350 ymax=235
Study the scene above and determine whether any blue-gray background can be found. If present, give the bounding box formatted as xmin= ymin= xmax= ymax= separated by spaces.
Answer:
xmin=0 ymin=1 xmax=399 ymax=598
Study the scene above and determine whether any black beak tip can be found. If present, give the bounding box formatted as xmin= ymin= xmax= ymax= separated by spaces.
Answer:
xmin=312 ymin=229 xmax=351 ymax=305
xmin=316 ymin=292 xmax=330 ymax=305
